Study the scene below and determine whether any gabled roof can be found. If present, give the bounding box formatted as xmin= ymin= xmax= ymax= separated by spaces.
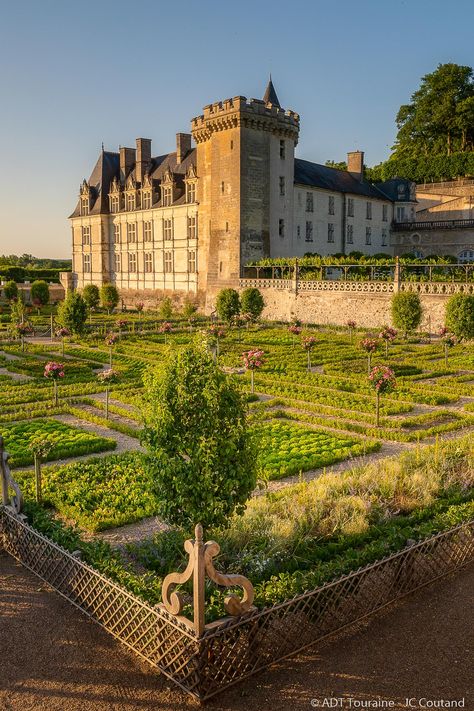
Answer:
xmin=263 ymin=77 xmax=280 ymax=107
xmin=294 ymin=158 xmax=389 ymax=200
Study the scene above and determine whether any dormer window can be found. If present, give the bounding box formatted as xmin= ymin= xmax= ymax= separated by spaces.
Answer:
xmin=162 ymin=186 xmax=172 ymax=207
xmin=126 ymin=193 xmax=136 ymax=211
xmin=186 ymin=182 xmax=196 ymax=203
xmin=80 ymin=197 xmax=89 ymax=216
xmin=110 ymin=194 xmax=120 ymax=213
xmin=142 ymin=191 xmax=152 ymax=209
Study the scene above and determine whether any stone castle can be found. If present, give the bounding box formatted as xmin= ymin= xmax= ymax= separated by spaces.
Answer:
xmin=70 ymin=79 xmax=471 ymax=309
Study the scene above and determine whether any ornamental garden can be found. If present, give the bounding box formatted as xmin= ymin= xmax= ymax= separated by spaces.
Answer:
xmin=0 ymin=283 xmax=473 ymax=618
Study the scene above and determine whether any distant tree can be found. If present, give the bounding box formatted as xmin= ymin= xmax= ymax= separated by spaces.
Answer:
xmin=30 ymin=280 xmax=50 ymax=307
xmin=216 ymin=288 xmax=240 ymax=323
xmin=159 ymin=297 xmax=173 ymax=319
xmin=141 ymin=343 xmax=257 ymax=531
xmin=56 ymin=292 xmax=87 ymax=334
xmin=82 ymin=284 xmax=100 ymax=310
xmin=182 ymin=296 xmax=198 ymax=320
xmin=325 ymin=160 xmax=348 ymax=171
xmin=445 ymin=294 xmax=474 ymax=340
xmin=100 ymin=283 xmax=120 ymax=314
xmin=240 ymin=288 xmax=265 ymax=322
xmin=3 ymin=280 xmax=18 ymax=301
xmin=391 ymin=292 xmax=422 ymax=336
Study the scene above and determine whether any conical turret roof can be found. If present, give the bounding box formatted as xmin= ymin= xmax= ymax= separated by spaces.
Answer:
xmin=263 ymin=76 xmax=281 ymax=107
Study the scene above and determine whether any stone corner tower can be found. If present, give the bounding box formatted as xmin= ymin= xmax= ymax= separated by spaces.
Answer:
xmin=191 ymin=80 xmax=300 ymax=304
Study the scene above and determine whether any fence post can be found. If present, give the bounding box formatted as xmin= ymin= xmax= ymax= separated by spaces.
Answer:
xmin=0 ymin=436 xmax=23 ymax=513
xmin=393 ymin=256 xmax=401 ymax=293
xmin=293 ymin=259 xmax=298 ymax=295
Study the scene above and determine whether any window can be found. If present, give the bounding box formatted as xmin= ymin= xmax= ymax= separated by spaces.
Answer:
xmin=306 ymin=192 xmax=314 ymax=212
xmin=347 ymin=224 xmax=353 ymax=244
xmin=279 ymin=176 xmax=285 ymax=196
xmin=80 ymin=197 xmax=89 ymax=216
xmin=328 ymin=196 xmax=335 ymax=215
xmin=365 ymin=226 xmax=372 ymax=245
xmin=187 ymin=216 xmax=197 ymax=239
xmin=366 ymin=202 xmax=372 ymax=220
xmin=144 ymin=252 xmax=153 ymax=273
xmin=142 ymin=192 xmax=151 ymax=209
xmin=279 ymin=219 xmax=285 ymax=238
xmin=297 ymin=225 xmax=301 ymax=239
xmin=279 ymin=140 xmax=285 ymax=159
xmin=382 ymin=204 xmax=388 ymax=222
xmin=188 ymin=250 xmax=197 ymax=273
xmin=396 ymin=206 xmax=406 ymax=221
xmin=297 ymin=192 xmax=302 ymax=207
xmin=110 ymin=194 xmax=120 ymax=213
xmin=327 ymin=223 xmax=334 ymax=243
xmin=221 ymin=181 xmax=225 ymax=195
xmin=113 ymin=224 xmax=120 ymax=244
xmin=225 ymin=221 xmax=229 ymax=233
xmin=230 ymin=140 xmax=234 ymax=150
xmin=381 ymin=228 xmax=387 ymax=246
xmin=163 ymin=218 xmax=173 ymax=240
xmin=126 ymin=193 xmax=136 ymax=211
xmin=128 ymin=252 xmax=137 ymax=272
xmin=114 ymin=254 xmax=121 ymax=272
xmin=81 ymin=226 xmax=91 ymax=245
xmin=186 ymin=182 xmax=196 ymax=203
xmin=162 ymin=186 xmax=172 ymax=206
xmin=458 ymin=250 xmax=474 ymax=263
xmin=143 ymin=221 xmax=152 ymax=242
xmin=305 ymin=221 xmax=313 ymax=242
xmin=127 ymin=223 xmax=136 ymax=243
xmin=164 ymin=251 xmax=173 ymax=273
xmin=347 ymin=198 xmax=354 ymax=217
xmin=83 ymin=254 xmax=91 ymax=273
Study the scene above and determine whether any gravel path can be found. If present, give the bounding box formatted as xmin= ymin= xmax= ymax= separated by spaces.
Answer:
xmin=0 ymin=550 xmax=471 ymax=711
xmin=0 ymin=367 xmax=33 ymax=382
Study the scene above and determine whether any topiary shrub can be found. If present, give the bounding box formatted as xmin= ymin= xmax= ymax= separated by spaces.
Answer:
xmin=216 ymin=288 xmax=240 ymax=323
xmin=240 ymin=287 xmax=265 ymax=321
xmin=82 ymin=284 xmax=100 ymax=310
xmin=100 ymin=283 xmax=120 ymax=314
xmin=159 ymin=297 xmax=173 ymax=319
xmin=445 ymin=293 xmax=474 ymax=339
xmin=3 ymin=280 xmax=18 ymax=301
xmin=141 ymin=343 xmax=257 ymax=531
xmin=56 ymin=292 xmax=87 ymax=334
xmin=391 ymin=292 xmax=422 ymax=336
xmin=30 ymin=280 xmax=50 ymax=307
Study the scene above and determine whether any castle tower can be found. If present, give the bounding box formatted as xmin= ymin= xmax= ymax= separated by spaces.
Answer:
xmin=191 ymin=82 xmax=299 ymax=300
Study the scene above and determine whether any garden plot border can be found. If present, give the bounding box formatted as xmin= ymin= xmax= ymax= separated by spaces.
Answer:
xmin=1 ymin=505 xmax=473 ymax=701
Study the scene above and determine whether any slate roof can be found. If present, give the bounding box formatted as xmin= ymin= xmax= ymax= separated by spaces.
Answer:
xmin=263 ymin=78 xmax=280 ymax=107
xmin=294 ymin=159 xmax=389 ymax=200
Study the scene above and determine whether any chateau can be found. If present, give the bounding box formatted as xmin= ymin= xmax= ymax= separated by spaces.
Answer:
xmin=70 ymin=80 xmax=422 ymax=308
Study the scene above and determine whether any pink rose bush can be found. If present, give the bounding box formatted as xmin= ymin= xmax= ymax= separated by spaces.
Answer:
xmin=360 ymin=337 xmax=379 ymax=375
xmin=379 ymin=326 xmax=397 ymax=355
xmin=368 ymin=365 xmax=396 ymax=426
xmin=105 ymin=332 xmax=118 ymax=346
xmin=301 ymin=335 xmax=317 ymax=371
xmin=159 ymin=322 xmax=172 ymax=334
xmin=242 ymin=349 xmax=265 ymax=394
xmin=98 ymin=368 xmax=119 ymax=418
xmin=44 ymin=361 xmax=65 ymax=406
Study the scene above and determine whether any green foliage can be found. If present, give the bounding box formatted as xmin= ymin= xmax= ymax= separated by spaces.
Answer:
xmin=100 ymin=283 xmax=120 ymax=313
xmin=158 ymin=297 xmax=173 ymax=319
xmin=240 ymin=287 xmax=265 ymax=321
xmin=141 ymin=344 xmax=257 ymax=531
xmin=82 ymin=283 xmax=100 ymax=310
xmin=445 ymin=294 xmax=474 ymax=339
xmin=57 ymin=291 xmax=88 ymax=334
xmin=181 ymin=297 xmax=197 ymax=319
xmin=3 ymin=280 xmax=18 ymax=300
xmin=391 ymin=292 xmax=422 ymax=334
xmin=30 ymin=280 xmax=50 ymax=306
xmin=216 ymin=288 xmax=240 ymax=323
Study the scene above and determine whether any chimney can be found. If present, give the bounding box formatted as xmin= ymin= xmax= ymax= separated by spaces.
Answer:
xmin=120 ymin=147 xmax=136 ymax=183
xmin=176 ymin=133 xmax=191 ymax=164
xmin=347 ymin=151 xmax=364 ymax=182
xmin=136 ymin=138 xmax=152 ymax=183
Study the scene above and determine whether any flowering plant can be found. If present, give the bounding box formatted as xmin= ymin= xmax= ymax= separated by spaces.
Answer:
xmin=55 ymin=327 xmax=71 ymax=338
xmin=438 ymin=326 xmax=448 ymax=337
xmin=442 ymin=334 xmax=456 ymax=348
xmin=136 ymin=302 xmax=144 ymax=312
xmin=360 ymin=338 xmax=379 ymax=353
xmin=97 ymin=368 xmax=119 ymax=384
xmin=242 ymin=349 xmax=265 ymax=370
xmin=288 ymin=325 xmax=302 ymax=336
xmin=208 ymin=324 xmax=226 ymax=338
xmin=44 ymin=361 xmax=65 ymax=380
xmin=368 ymin=365 xmax=396 ymax=394
xmin=301 ymin=335 xmax=317 ymax=351
xmin=347 ymin=320 xmax=356 ymax=329
xmin=159 ymin=322 xmax=172 ymax=334
xmin=116 ymin=319 xmax=128 ymax=329
xmin=105 ymin=332 xmax=118 ymax=346
xmin=379 ymin=326 xmax=397 ymax=342
xmin=17 ymin=322 xmax=33 ymax=336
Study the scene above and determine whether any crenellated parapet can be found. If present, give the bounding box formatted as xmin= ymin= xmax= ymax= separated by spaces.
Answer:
xmin=191 ymin=95 xmax=300 ymax=144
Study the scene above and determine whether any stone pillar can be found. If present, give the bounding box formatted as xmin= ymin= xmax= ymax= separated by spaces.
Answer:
xmin=393 ymin=256 xmax=401 ymax=293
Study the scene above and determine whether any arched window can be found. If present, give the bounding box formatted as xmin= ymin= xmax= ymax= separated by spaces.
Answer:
xmin=458 ymin=250 xmax=474 ymax=263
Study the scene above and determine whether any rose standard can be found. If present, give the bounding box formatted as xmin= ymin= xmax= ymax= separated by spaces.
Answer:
xmin=439 ymin=327 xmax=456 ymax=368
xmin=159 ymin=321 xmax=172 ymax=344
xmin=242 ymin=349 xmax=265 ymax=394
xmin=55 ymin=326 xmax=71 ymax=357
xmin=347 ymin=319 xmax=356 ymax=343
xmin=28 ymin=435 xmax=55 ymax=503
xmin=379 ymin=326 xmax=397 ymax=357
xmin=361 ymin=337 xmax=379 ymax=376
xmin=288 ymin=323 xmax=302 ymax=350
xmin=97 ymin=368 xmax=119 ymax=419
xmin=16 ymin=322 xmax=33 ymax=352
xmin=301 ymin=335 xmax=317 ymax=371
xmin=369 ymin=365 xmax=396 ymax=427
xmin=105 ymin=332 xmax=118 ymax=367
xmin=208 ymin=324 xmax=226 ymax=361
xmin=44 ymin=361 xmax=65 ymax=406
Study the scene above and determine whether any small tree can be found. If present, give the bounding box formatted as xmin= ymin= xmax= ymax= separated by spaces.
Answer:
xmin=360 ymin=337 xmax=379 ymax=376
xmin=242 ymin=348 xmax=265 ymax=394
xmin=288 ymin=323 xmax=302 ymax=349
xmin=182 ymin=297 xmax=198 ymax=320
xmin=97 ymin=368 xmax=119 ymax=419
xmin=55 ymin=326 xmax=71 ymax=356
xmin=347 ymin=320 xmax=356 ymax=343
xmin=391 ymin=292 xmax=422 ymax=337
xmin=369 ymin=365 xmax=396 ymax=427
xmin=240 ymin=288 xmax=265 ymax=322
xmin=159 ymin=297 xmax=173 ymax=319
xmin=17 ymin=322 xmax=33 ymax=352
xmin=216 ymin=288 xmax=240 ymax=323
xmin=100 ymin=283 xmax=120 ymax=314
xmin=105 ymin=332 xmax=118 ymax=367
xmin=82 ymin=284 xmax=100 ymax=310
xmin=445 ymin=293 xmax=474 ymax=340
xmin=379 ymin=326 xmax=397 ymax=357
xmin=208 ymin=324 xmax=226 ymax=361
xmin=136 ymin=301 xmax=144 ymax=320
xmin=159 ymin=321 xmax=172 ymax=344
xmin=301 ymin=335 xmax=317 ymax=371
xmin=439 ymin=328 xmax=456 ymax=367
xmin=44 ymin=361 xmax=65 ymax=406
xmin=30 ymin=280 xmax=50 ymax=308
xmin=57 ymin=292 xmax=88 ymax=334
xmin=4 ymin=280 xmax=18 ymax=301
xmin=141 ymin=344 xmax=257 ymax=531
xmin=28 ymin=436 xmax=55 ymax=503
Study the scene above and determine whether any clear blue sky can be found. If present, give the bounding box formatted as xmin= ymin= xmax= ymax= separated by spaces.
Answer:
xmin=1 ymin=0 xmax=473 ymax=258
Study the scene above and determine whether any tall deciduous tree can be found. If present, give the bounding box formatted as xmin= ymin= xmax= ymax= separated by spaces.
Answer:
xmin=100 ymin=283 xmax=120 ymax=314
xmin=216 ymin=288 xmax=240 ymax=323
xmin=57 ymin=292 xmax=88 ymax=334
xmin=82 ymin=284 xmax=100 ymax=310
